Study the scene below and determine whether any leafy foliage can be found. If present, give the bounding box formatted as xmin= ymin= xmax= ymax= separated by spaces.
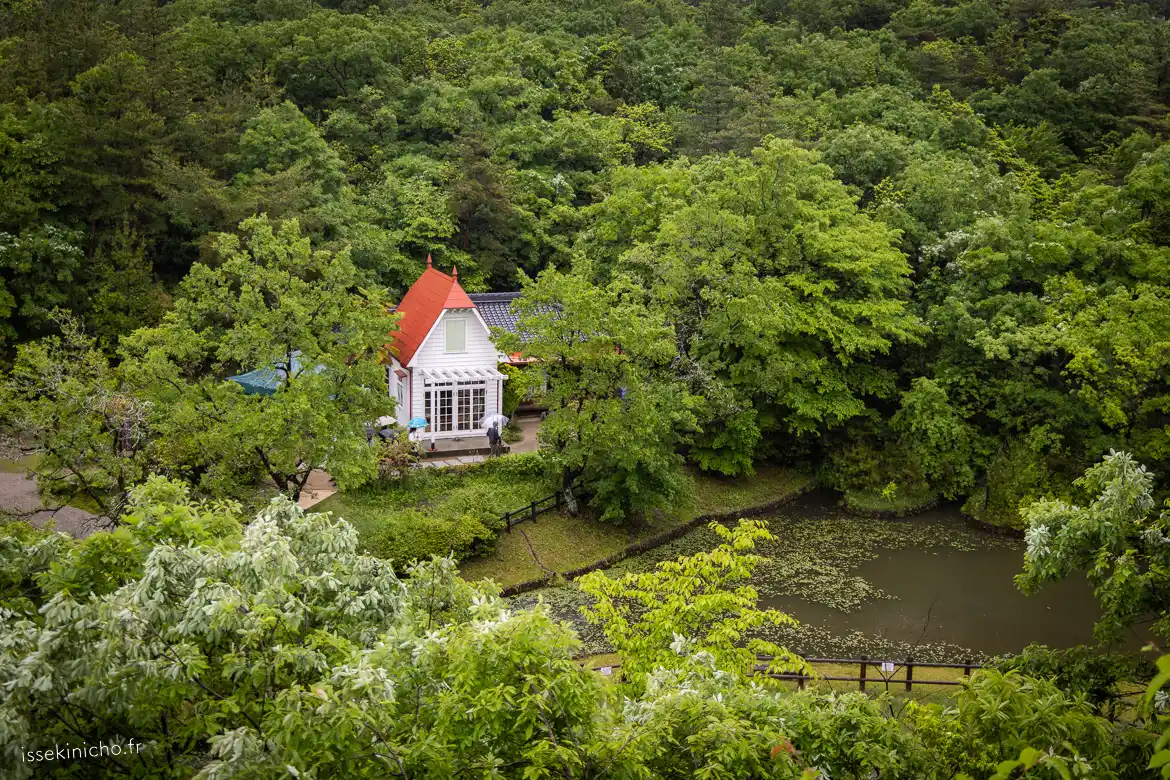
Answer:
xmin=5 ymin=0 xmax=1170 ymax=528
xmin=1 ymin=485 xmax=1156 ymax=778
xmin=500 ymin=269 xmax=698 ymax=522
xmin=315 ymin=452 xmax=552 ymax=565
xmin=119 ymin=214 xmax=397 ymax=499
xmin=1018 ymin=450 xmax=1170 ymax=642
xmin=0 ymin=313 xmax=150 ymax=520
xmin=995 ymin=644 xmax=1155 ymax=718
xmin=579 ymin=519 xmax=805 ymax=691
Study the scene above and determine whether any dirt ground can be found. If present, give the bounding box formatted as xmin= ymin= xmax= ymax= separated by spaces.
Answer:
xmin=0 ymin=470 xmax=102 ymax=538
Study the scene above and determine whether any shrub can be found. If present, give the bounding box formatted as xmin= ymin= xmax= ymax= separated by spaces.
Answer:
xmin=964 ymin=438 xmax=1059 ymax=530
xmin=363 ymin=508 xmax=494 ymax=564
xmin=321 ymin=453 xmax=554 ymax=566
xmin=826 ymin=436 xmax=924 ymax=496
xmin=376 ymin=436 xmax=423 ymax=480
xmin=478 ymin=450 xmax=545 ymax=480
xmin=500 ymin=364 xmax=524 ymax=417
xmin=994 ymin=644 xmax=1155 ymax=717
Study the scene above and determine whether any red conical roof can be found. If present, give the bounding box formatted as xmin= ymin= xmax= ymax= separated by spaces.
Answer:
xmin=389 ymin=264 xmax=475 ymax=365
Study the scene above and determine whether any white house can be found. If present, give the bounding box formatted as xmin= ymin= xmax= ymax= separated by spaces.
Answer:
xmin=385 ymin=257 xmax=515 ymax=445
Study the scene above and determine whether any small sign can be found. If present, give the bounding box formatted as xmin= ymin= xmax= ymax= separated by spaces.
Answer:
xmin=880 ymin=662 xmax=895 ymax=673
xmin=600 ymin=666 xmax=613 ymax=676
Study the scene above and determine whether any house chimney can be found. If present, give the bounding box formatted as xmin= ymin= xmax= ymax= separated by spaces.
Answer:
xmin=426 ymin=254 xmax=433 ymax=268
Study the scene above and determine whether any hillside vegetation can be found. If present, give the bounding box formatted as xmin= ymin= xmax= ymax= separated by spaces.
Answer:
xmin=4 ymin=0 xmax=1170 ymax=526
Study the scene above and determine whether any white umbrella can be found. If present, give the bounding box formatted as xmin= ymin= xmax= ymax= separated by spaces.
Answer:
xmin=480 ymin=413 xmax=509 ymax=430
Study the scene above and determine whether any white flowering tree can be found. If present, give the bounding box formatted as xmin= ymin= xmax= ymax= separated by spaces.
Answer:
xmin=1017 ymin=450 xmax=1170 ymax=642
xmin=0 ymin=477 xmax=604 ymax=778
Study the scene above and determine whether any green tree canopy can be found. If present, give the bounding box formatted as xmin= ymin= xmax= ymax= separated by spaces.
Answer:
xmin=119 ymin=215 xmax=397 ymax=499
xmin=498 ymin=268 xmax=697 ymax=522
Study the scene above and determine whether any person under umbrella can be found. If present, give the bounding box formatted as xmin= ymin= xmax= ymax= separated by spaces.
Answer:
xmin=480 ymin=413 xmax=508 ymax=457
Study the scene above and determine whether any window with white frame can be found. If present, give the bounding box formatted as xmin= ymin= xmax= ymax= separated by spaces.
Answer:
xmin=445 ymin=316 xmax=466 ymax=353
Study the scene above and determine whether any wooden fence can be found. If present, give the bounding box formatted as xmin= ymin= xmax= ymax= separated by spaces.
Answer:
xmin=502 ymin=489 xmax=566 ymax=532
xmin=498 ymin=480 xmax=817 ymax=597
xmin=591 ymin=654 xmax=983 ymax=692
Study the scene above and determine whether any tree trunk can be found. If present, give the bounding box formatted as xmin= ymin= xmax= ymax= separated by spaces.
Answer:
xmin=561 ymin=472 xmax=578 ymax=516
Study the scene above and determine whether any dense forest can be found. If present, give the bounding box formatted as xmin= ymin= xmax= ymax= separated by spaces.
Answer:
xmin=7 ymin=1 xmax=1170 ymax=776
xmin=6 ymin=0 xmax=1169 ymax=524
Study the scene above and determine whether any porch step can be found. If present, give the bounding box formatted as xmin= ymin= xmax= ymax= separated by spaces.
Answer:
xmin=423 ymin=445 xmax=510 ymax=459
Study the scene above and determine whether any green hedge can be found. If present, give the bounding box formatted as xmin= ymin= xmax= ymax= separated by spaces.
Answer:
xmin=315 ymin=452 xmax=551 ymax=567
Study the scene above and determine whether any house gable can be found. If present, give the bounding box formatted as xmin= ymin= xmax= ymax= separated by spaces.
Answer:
xmin=388 ymin=257 xmax=476 ymax=365
xmin=409 ymin=307 xmax=500 ymax=369
xmin=387 ymin=262 xmax=521 ymax=437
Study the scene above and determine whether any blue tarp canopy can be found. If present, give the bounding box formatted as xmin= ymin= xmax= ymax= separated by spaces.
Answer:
xmin=228 ymin=351 xmax=323 ymax=396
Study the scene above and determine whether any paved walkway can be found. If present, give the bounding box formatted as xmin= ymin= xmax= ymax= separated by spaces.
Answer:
xmin=416 ymin=454 xmax=488 ymax=469
xmin=414 ymin=413 xmax=541 ymax=469
xmin=296 ymin=469 xmax=338 ymax=509
xmin=0 ymin=470 xmax=102 ymax=538
xmin=509 ymin=413 xmax=542 ymax=454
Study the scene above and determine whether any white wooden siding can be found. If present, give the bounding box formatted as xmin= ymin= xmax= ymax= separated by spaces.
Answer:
xmin=409 ymin=309 xmax=503 ymax=438
xmin=387 ymin=357 xmax=410 ymax=428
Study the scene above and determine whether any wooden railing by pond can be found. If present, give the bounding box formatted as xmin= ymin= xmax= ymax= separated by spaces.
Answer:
xmin=590 ymin=655 xmax=984 ymax=692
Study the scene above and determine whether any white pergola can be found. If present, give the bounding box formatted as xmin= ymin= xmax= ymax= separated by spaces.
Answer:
xmin=416 ymin=366 xmax=508 ymax=383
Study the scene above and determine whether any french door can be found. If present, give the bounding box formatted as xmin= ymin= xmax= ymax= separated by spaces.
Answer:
xmin=457 ymin=386 xmax=486 ymax=431
xmin=424 ymin=388 xmax=453 ymax=432
xmin=426 ymin=383 xmax=486 ymax=433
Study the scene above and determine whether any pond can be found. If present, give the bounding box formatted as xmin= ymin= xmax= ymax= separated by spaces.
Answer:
xmin=513 ymin=490 xmax=1136 ymax=662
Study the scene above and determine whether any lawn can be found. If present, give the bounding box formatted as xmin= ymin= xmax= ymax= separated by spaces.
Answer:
xmin=315 ymin=458 xmax=810 ymax=584
xmin=692 ymin=465 xmax=811 ymax=516
xmin=458 ymin=464 xmax=812 ymax=588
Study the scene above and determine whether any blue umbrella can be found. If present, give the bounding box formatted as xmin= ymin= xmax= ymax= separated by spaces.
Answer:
xmin=408 ymin=417 xmax=428 ymax=429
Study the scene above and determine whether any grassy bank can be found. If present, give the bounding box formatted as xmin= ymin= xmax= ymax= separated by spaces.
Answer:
xmin=843 ymin=483 xmax=939 ymax=514
xmin=0 ymin=455 xmax=39 ymax=474
xmin=961 ymin=490 xmax=1027 ymax=532
xmin=458 ymin=465 xmax=811 ymax=588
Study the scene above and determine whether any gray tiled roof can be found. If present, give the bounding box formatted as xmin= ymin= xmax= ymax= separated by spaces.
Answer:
xmin=468 ymin=292 xmax=523 ymax=334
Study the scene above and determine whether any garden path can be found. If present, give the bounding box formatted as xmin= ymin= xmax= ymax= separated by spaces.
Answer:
xmin=297 ymin=470 xmax=338 ymax=509
xmin=509 ymin=414 xmax=541 ymax=454
xmin=415 ymin=454 xmax=487 ymax=469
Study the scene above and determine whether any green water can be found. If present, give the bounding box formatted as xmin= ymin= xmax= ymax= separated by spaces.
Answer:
xmin=514 ymin=490 xmax=1129 ymax=662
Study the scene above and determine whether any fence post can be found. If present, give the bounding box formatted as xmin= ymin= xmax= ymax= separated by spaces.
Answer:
xmin=962 ymin=658 xmax=972 ymax=675
xmin=797 ymin=673 xmax=805 ymax=690
xmin=530 ymin=501 xmax=537 ymax=524
xmin=505 ymin=512 xmax=511 ymax=532
xmin=859 ymin=656 xmax=868 ymax=692
xmin=904 ymin=657 xmax=914 ymax=692
xmin=555 ymin=491 xmax=561 ymax=509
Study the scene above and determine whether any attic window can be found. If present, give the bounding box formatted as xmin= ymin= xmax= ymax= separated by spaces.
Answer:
xmin=445 ymin=317 xmax=466 ymax=353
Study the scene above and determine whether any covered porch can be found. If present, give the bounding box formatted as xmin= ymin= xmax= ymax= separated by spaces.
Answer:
xmin=411 ymin=366 xmax=508 ymax=441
